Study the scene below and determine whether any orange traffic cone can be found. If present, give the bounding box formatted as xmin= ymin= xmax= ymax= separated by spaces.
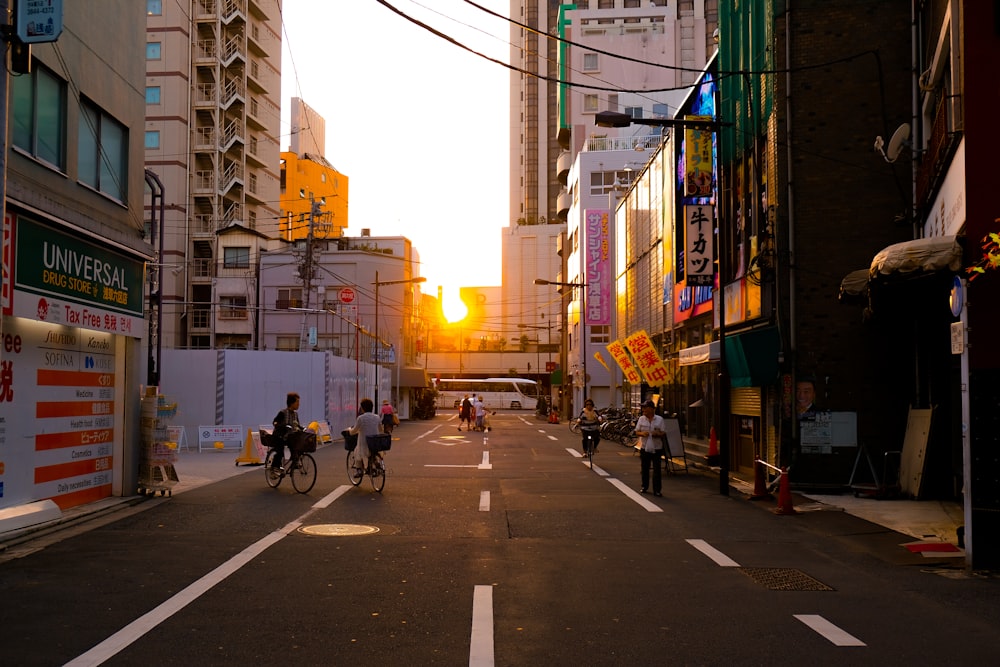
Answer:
xmin=773 ymin=468 xmax=798 ymax=515
xmin=750 ymin=459 xmax=772 ymax=500
xmin=706 ymin=426 xmax=719 ymax=466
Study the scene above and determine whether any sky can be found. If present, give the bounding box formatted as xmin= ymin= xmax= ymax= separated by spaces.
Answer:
xmin=280 ymin=0 xmax=512 ymax=300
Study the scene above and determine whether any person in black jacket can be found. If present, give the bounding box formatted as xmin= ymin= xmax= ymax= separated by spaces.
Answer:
xmin=270 ymin=392 xmax=301 ymax=472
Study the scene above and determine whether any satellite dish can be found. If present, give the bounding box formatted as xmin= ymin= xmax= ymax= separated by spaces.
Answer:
xmin=874 ymin=123 xmax=911 ymax=163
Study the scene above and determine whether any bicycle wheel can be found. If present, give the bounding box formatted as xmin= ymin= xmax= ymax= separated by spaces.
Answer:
xmin=346 ymin=451 xmax=363 ymax=486
xmin=569 ymin=418 xmax=581 ymax=434
xmin=369 ymin=457 xmax=386 ymax=493
xmin=290 ymin=454 xmax=317 ymax=493
xmin=264 ymin=449 xmax=282 ymax=488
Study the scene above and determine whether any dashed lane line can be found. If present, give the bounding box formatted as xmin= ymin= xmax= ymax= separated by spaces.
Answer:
xmin=794 ymin=614 xmax=866 ymax=646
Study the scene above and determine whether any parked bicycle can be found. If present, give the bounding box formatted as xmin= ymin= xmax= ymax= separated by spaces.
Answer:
xmin=343 ymin=430 xmax=391 ymax=493
xmin=261 ymin=429 xmax=317 ymax=493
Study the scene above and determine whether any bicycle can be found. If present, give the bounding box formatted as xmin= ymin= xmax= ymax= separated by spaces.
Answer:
xmin=343 ymin=431 xmax=391 ymax=493
xmin=262 ymin=429 xmax=318 ymax=494
xmin=264 ymin=449 xmax=317 ymax=493
xmin=581 ymin=430 xmax=599 ymax=467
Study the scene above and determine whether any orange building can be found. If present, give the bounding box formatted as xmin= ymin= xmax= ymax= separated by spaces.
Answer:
xmin=279 ymin=151 xmax=349 ymax=240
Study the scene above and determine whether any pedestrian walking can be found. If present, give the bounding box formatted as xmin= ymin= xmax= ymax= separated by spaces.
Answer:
xmin=459 ymin=394 xmax=473 ymax=431
xmin=634 ymin=399 xmax=666 ymax=496
xmin=380 ymin=399 xmax=398 ymax=434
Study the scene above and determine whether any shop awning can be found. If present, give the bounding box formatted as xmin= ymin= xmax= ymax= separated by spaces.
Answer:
xmin=398 ymin=368 xmax=430 ymax=388
xmin=678 ymin=341 xmax=720 ymax=366
xmin=724 ymin=327 xmax=780 ymax=388
xmin=870 ymin=235 xmax=962 ymax=280
xmin=838 ymin=268 xmax=870 ymax=303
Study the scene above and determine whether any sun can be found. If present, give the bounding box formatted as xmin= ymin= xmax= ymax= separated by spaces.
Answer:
xmin=442 ymin=287 xmax=468 ymax=323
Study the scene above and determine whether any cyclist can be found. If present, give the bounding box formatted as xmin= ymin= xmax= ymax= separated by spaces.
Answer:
xmin=349 ymin=398 xmax=383 ymax=473
xmin=270 ymin=392 xmax=302 ymax=474
xmin=578 ymin=398 xmax=602 ymax=456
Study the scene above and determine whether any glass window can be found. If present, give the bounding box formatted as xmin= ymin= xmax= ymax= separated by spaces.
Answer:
xmin=145 ymin=86 xmax=160 ymax=104
xmin=147 ymin=0 xmax=162 ymax=15
xmin=145 ymin=131 xmax=160 ymax=149
xmin=223 ymin=246 xmax=250 ymax=269
xmin=78 ymin=99 xmax=128 ymax=202
xmin=11 ymin=63 xmax=67 ymax=169
xmin=583 ymin=94 xmax=599 ymax=112
xmin=146 ymin=42 xmax=161 ymax=59
xmin=626 ymin=106 xmax=643 ymax=119
xmin=220 ymin=296 xmax=248 ymax=319
xmin=583 ymin=53 xmax=598 ymax=71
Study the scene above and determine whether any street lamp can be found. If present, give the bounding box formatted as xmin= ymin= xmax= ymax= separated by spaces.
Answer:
xmin=373 ymin=271 xmax=427 ymax=406
xmin=535 ymin=278 xmax=588 ymax=412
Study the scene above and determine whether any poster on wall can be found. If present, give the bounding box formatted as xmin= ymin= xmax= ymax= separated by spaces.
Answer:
xmin=0 ymin=317 xmax=118 ymax=510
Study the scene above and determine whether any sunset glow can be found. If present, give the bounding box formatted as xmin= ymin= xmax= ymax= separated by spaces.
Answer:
xmin=442 ymin=288 xmax=468 ymax=323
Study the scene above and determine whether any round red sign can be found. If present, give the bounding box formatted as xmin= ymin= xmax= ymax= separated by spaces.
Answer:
xmin=339 ymin=287 xmax=356 ymax=303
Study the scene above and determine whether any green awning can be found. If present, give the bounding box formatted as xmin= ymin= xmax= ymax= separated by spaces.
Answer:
xmin=550 ymin=369 xmax=563 ymax=385
xmin=724 ymin=327 xmax=780 ymax=388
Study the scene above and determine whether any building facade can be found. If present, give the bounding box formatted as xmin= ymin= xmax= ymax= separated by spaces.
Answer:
xmin=1 ymin=1 xmax=151 ymax=513
xmin=145 ymin=0 xmax=282 ymax=350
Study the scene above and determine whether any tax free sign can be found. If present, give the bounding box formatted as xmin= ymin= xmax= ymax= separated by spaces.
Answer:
xmin=7 ymin=215 xmax=145 ymax=336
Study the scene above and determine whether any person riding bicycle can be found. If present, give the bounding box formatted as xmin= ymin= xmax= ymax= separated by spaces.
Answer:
xmin=348 ymin=397 xmax=383 ymax=473
xmin=271 ymin=392 xmax=303 ymax=473
xmin=578 ymin=399 xmax=602 ymax=455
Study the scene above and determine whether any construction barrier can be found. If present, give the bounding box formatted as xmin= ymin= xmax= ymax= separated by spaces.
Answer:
xmin=706 ymin=426 xmax=719 ymax=465
xmin=753 ymin=459 xmax=797 ymax=515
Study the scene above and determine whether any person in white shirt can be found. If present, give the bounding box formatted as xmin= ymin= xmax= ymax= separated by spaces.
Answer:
xmin=634 ymin=399 xmax=666 ymax=496
xmin=348 ymin=398 xmax=383 ymax=476
xmin=473 ymin=395 xmax=487 ymax=431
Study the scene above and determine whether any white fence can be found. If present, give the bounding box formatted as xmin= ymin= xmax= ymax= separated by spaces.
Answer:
xmin=159 ymin=349 xmax=388 ymax=444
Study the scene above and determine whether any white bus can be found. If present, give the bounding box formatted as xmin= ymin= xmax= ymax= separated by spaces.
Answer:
xmin=434 ymin=377 xmax=542 ymax=410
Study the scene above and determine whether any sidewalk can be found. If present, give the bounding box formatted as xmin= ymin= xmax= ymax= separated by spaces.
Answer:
xmin=682 ymin=437 xmax=965 ymax=548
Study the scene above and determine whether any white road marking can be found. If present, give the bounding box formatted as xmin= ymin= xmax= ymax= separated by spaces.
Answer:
xmin=478 ymin=451 xmax=492 ymax=470
xmin=64 ymin=487 xmax=351 ymax=666
xmin=479 ymin=490 xmax=490 ymax=512
xmin=607 ymin=478 xmax=663 ymax=512
xmin=567 ymin=448 xmax=583 ymax=457
xmin=685 ymin=538 xmax=741 ymax=567
xmin=425 ymin=464 xmax=481 ymax=468
xmin=587 ymin=462 xmax=610 ymax=477
xmin=469 ymin=585 xmax=495 ymax=666
xmin=794 ymin=614 xmax=866 ymax=646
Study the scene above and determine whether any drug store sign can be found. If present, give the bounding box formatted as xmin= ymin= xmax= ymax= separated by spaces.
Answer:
xmin=5 ymin=215 xmax=145 ymax=336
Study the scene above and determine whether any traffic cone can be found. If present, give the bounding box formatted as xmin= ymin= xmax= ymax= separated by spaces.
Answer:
xmin=706 ymin=426 xmax=720 ymax=466
xmin=235 ymin=428 xmax=263 ymax=466
xmin=750 ymin=459 xmax=772 ymax=500
xmin=773 ymin=468 xmax=798 ymax=515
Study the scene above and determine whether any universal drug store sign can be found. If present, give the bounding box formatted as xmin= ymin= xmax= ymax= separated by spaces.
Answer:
xmin=3 ymin=215 xmax=145 ymax=334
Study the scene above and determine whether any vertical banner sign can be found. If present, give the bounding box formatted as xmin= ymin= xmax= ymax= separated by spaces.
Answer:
xmin=583 ymin=209 xmax=610 ymax=325
xmin=684 ymin=115 xmax=713 ymax=196
xmin=624 ymin=329 xmax=669 ymax=384
xmin=685 ymin=205 xmax=715 ymax=287
xmin=606 ymin=340 xmax=643 ymax=385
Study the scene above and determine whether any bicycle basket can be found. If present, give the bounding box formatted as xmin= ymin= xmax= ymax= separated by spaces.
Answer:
xmin=288 ymin=430 xmax=317 ymax=453
xmin=342 ymin=430 xmax=358 ymax=451
xmin=367 ymin=433 xmax=392 ymax=453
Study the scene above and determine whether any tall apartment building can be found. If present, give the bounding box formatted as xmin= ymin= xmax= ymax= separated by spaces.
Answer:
xmin=145 ymin=0 xmax=282 ymax=350
xmin=289 ymin=96 xmax=326 ymax=157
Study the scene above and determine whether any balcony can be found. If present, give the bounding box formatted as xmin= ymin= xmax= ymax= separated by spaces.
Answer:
xmin=584 ymin=134 xmax=659 ymax=152
xmin=193 ymin=213 xmax=215 ymax=236
xmin=195 ymin=39 xmax=216 ymax=64
xmin=557 ymin=150 xmax=572 ymax=186
xmin=916 ymin=93 xmax=963 ymax=208
xmin=193 ymin=170 xmax=216 ymax=194
xmin=195 ymin=0 xmax=217 ymax=21
xmin=194 ymin=126 xmax=216 ymax=151
xmin=191 ymin=258 xmax=214 ymax=281
xmin=556 ymin=189 xmax=572 ymax=221
xmin=194 ymin=83 xmax=216 ymax=107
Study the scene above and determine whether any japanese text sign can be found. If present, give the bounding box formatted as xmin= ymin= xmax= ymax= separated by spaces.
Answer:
xmin=624 ymin=330 xmax=670 ymax=384
xmin=607 ymin=340 xmax=643 ymax=385
xmin=685 ymin=204 xmax=715 ymax=287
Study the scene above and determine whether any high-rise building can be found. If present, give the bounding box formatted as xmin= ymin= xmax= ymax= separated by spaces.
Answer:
xmin=145 ymin=0 xmax=283 ymax=350
xmin=289 ymin=97 xmax=326 ymax=157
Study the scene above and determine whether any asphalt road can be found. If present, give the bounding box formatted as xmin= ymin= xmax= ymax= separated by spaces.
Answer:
xmin=2 ymin=412 xmax=999 ymax=666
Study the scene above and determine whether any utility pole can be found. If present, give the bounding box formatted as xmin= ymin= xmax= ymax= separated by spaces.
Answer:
xmin=298 ymin=193 xmax=322 ymax=350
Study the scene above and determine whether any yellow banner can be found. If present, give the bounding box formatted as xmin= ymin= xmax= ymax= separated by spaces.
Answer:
xmin=593 ymin=350 xmax=610 ymax=371
xmin=606 ymin=340 xmax=642 ymax=384
xmin=624 ymin=330 xmax=670 ymax=384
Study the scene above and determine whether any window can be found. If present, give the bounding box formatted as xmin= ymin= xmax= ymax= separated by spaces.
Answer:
xmin=223 ymin=246 xmax=250 ymax=269
xmin=626 ymin=106 xmax=643 ymax=119
xmin=653 ymin=103 xmax=670 ymax=117
xmin=625 ymin=0 xmax=641 ymax=7
xmin=144 ymin=131 xmax=160 ymax=149
xmin=277 ymin=287 xmax=302 ymax=309
xmin=220 ymin=295 xmax=248 ymax=319
xmin=607 ymin=94 xmax=619 ymax=112
xmin=79 ymin=99 xmax=128 ymax=201
xmin=583 ymin=53 xmax=598 ymax=71
xmin=276 ymin=336 xmax=300 ymax=351
xmin=583 ymin=94 xmax=599 ymax=113
xmin=146 ymin=42 xmax=161 ymax=59
xmin=145 ymin=86 xmax=161 ymax=104
xmin=147 ymin=0 xmax=162 ymax=15
xmin=591 ymin=325 xmax=610 ymax=344
xmin=12 ymin=63 xmax=67 ymax=168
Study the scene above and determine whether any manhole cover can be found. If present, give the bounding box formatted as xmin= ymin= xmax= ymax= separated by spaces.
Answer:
xmin=738 ymin=567 xmax=834 ymax=591
xmin=299 ymin=524 xmax=379 ymax=536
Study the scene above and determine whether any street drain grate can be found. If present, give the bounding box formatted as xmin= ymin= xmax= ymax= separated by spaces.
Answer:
xmin=738 ymin=567 xmax=835 ymax=591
